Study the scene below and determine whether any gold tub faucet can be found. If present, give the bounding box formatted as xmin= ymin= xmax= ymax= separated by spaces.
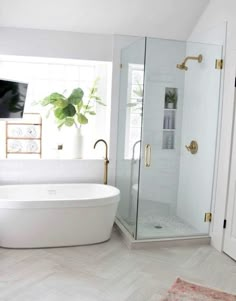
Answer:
xmin=94 ymin=139 xmax=109 ymax=185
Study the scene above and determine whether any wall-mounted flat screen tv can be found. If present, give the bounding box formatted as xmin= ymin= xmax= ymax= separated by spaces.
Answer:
xmin=0 ymin=79 xmax=28 ymax=118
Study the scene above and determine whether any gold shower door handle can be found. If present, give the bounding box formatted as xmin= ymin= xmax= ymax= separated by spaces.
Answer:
xmin=145 ymin=144 xmax=151 ymax=167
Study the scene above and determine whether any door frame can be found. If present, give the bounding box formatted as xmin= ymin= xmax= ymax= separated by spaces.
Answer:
xmin=210 ymin=49 xmax=236 ymax=251
xmin=223 ymin=72 xmax=236 ymax=259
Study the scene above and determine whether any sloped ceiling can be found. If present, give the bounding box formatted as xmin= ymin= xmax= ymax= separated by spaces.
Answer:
xmin=0 ymin=0 xmax=209 ymax=39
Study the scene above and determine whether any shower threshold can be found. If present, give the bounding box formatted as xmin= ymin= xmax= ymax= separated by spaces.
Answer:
xmin=115 ymin=218 xmax=210 ymax=250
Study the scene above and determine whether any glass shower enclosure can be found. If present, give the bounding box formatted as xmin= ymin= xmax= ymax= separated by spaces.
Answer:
xmin=116 ymin=36 xmax=222 ymax=240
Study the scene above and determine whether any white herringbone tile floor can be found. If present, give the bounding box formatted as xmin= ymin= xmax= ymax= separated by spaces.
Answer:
xmin=0 ymin=228 xmax=235 ymax=301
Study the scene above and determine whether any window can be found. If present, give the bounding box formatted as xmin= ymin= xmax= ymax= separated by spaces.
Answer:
xmin=125 ymin=64 xmax=144 ymax=159
xmin=0 ymin=55 xmax=112 ymax=159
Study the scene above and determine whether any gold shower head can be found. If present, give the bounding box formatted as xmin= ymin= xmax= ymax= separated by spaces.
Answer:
xmin=177 ymin=54 xmax=203 ymax=71
xmin=176 ymin=63 xmax=188 ymax=71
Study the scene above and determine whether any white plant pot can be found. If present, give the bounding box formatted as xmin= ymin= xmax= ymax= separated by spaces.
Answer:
xmin=61 ymin=127 xmax=83 ymax=159
xmin=167 ymin=103 xmax=174 ymax=109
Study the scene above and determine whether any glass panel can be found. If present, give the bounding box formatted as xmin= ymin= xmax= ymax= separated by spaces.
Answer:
xmin=137 ymin=37 xmax=222 ymax=239
xmin=116 ymin=37 xmax=146 ymax=237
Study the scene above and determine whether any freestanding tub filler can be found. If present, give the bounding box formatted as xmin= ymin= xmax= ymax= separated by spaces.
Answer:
xmin=0 ymin=183 xmax=120 ymax=248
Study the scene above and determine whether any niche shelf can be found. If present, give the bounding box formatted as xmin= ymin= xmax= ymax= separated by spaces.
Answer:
xmin=162 ymin=87 xmax=177 ymax=150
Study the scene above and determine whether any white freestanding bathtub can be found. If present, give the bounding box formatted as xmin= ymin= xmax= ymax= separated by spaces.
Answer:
xmin=0 ymin=183 xmax=120 ymax=248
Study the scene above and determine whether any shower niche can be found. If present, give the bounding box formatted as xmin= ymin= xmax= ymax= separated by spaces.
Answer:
xmin=162 ymin=87 xmax=177 ymax=150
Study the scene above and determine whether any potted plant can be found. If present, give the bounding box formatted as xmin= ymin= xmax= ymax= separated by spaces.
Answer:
xmin=165 ymin=89 xmax=177 ymax=109
xmin=39 ymin=78 xmax=105 ymax=158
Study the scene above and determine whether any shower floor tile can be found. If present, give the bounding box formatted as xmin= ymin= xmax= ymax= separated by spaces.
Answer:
xmin=137 ymin=215 xmax=200 ymax=239
xmin=138 ymin=200 xmax=205 ymax=239
xmin=120 ymin=200 xmax=206 ymax=239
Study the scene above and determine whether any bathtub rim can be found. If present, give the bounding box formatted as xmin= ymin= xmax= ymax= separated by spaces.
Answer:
xmin=0 ymin=183 xmax=120 ymax=209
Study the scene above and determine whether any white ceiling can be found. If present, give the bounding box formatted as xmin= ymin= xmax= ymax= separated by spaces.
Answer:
xmin=0 ymin=0 xmax=209 ymax=39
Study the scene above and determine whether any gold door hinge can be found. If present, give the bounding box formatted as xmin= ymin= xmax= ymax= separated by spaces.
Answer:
xmin=215 ymin=59 xmax=223 ymax=70
xmin=204 ymin=212 xmax=212 ymax=222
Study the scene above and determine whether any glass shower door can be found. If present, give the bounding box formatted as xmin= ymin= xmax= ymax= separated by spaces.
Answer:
xmin=137 ymin=37 xmax=222 ymax=239
xmin=116 ymin=37 xmax=146 ymax=237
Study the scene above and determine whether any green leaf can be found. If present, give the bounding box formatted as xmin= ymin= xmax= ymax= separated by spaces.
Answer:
xmin=64 ymin=117 xmax=75 ymax=127
xmin=88 ymin=77 xmax=100 ymax=97
xmin=76 ymin=101 xmax=83 ymax=112
xmin=40 ymin=96 xmax=52 ymax=106
xmin=77 ymin=113 xmax=88 ymax=125
xmin=57 ymin=120 xmax=65 ymax=128
xmin=46 ymin=106 xmax=54 ymax=118
xmin=53 ymin=99 xmax=68 ymax=108
xmin=88 ymin=111 xmax=96 ymax=115
xmin=41 ymin=93 xmax=65 ymax=106
xmin=68 ymin=88 xmax=84 ymax=105
xmin=95 ymin=100 xmax=106 ymax=106
xmin=90 ymin=95 xmax=101 ymax=100
xmin=62 ymin=104 xmax=76 ymax=117
xmin=54 ymin=108 xmax=66 ymax=120
xmin=89 ymin=87 xmax=98 ymax=95
xmin=133 ymin=82 xmax=143 ymax=98
xmin=83 ymin=105 xmax=93 ymax=110
xmin=133 ymin=90 xmax=143 ymax=97
xmin=127 ymin=103 xmax=137 ymax=107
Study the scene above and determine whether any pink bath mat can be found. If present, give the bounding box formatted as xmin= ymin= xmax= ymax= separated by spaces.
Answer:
xmin=162 ymin=278 xmax=236 ymax=301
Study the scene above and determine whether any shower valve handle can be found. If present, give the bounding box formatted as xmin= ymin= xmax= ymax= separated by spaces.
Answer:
xmin=185 ymin=140 xmax=198 ymax=154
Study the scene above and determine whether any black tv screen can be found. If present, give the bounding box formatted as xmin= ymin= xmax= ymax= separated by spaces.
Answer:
xmin=0 ymin=79 xmax=28 ymax=118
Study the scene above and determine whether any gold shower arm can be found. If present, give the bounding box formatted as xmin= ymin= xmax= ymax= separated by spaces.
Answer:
xmin=177 ymin=54 xmax=203 ymax=71
xmin=182 ymin=55 xmax=203 ymax=65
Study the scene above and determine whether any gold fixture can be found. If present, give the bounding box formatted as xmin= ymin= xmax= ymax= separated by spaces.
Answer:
xmin=94 ymin=139 xmax=109 ymax=185
xmin=176 ymin=54 xmax=203 ymax=71
xmin=185 ymin=140 xmax=198 ymax=154
xmin=145 ymin=144 xmax=151 ymax=167
xmin=204 ymin=212 xmax=212 ymax=222
xmin=215 ymin=59 xmax=223 ymax=70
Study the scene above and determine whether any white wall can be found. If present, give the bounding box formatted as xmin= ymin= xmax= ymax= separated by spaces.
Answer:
xmin=190 ymin=1 xmax=235 ymax=48
xmin=187 ymin=0 xmax=236 ymax=251
xmin=0 ymin=27 xmax=112 ymax=61
xmin=0 ymin=0 xmax=209 ymax=40
xmin=0 ymin=160 xmax=104 ymax=184
xmin=0 ymin=27 xmax=112 ymax=185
